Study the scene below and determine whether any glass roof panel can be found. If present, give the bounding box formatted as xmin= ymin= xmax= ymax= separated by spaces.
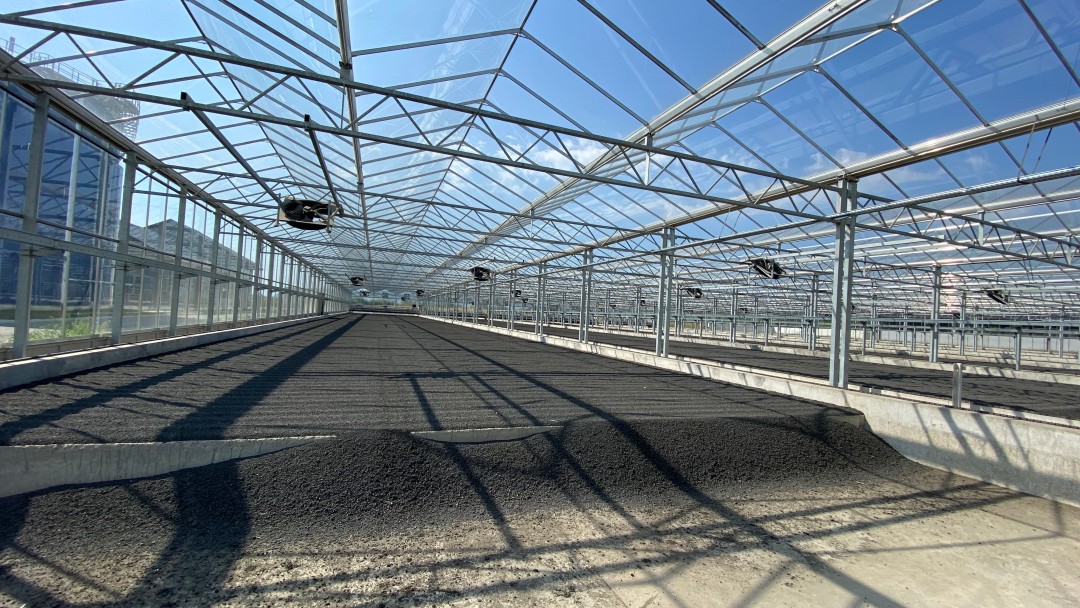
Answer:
xmin=353 ymin=34 xmax=512 ymax=90
xmin=390 ymin=73 xmax=495 ymax=106
xmin=485 ymin=75 xmax=583 ymax=130
xmin=824 ymin=29 xmax=981 ymax=147
xmin=187 ymin=0 xmax=337 ymax=75
xmin=879 ymin=159 xmax=957 ymax=199
xmin=524 ymin=0 xmax=691 ymax=118
xmin=721 ymin=0 xmax=829 ymax=43
xmin=2 ymin=0 xmax=1078 ymax=297
xmin=580 ymin=0 xmax=755 ymax=88
xmin=501 ymin=36 xmax=642 ymax=136
xmin=765 ymin=70 xmax=899 ymax=171
xmin=713 ymin=100 xmax=834 ymax=179
xmin=1000 ymin=124 xmax=1080 ymax=175
xmin=905 ymin=0 xmax=1080 ymax=123
xmin=349 ymin=0 xmax=531 ymax=51
xmin=1027 ymin=0 xmax=1080 ymax=75
xmin=935 ymin=145 xmax=1021 ymax=189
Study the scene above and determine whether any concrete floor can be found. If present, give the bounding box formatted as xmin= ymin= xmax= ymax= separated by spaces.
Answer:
xmin=1 ymin=313 xmax=1078 ymax=607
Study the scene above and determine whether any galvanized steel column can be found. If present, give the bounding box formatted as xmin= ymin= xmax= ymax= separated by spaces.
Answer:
xmin=652 ymin=227 xmax=675 ymax=357
xmin=828 ymin=179 xmax=857 ymax=388
xmin=232 ymin=225 xmax=244 ymax=324
xmin=662 ymin=233 xmax=675 ymax=357
xmin=929 ymin=265 xmax=942 ymax=363
xmin=488 ymin=274 xmax=495 ymax=327
xmin=508 ymin=269 xmax=517 ymax=331
xmin=675 ymin=282 xmax=683 ymax=337
xmin=604 ymin=289 xmax=610 ymax=331
xmin=537 ymin=262 xmax=546 ymax=337
xmin=109 ymin=152 xmax=138 ymax=346
xmin=168 ymin=187 xmax=187 ymax=336
xmin=1058 ymin=306 xmax=1066 ymax=358
xmin=206 ymin=208 xmax=222 ymax=328
xmin=729 ymin=286 xmax=738 ymax=344
xmin=869 ymin=290 xmax=878 ymax=349
xmin=264 ymin=246 xmax=276 ymax=322
xmin=634 ymin=286 xmax=642 ymax=333
xmin=808 ymin=274 xmax=819 ymax=351
xmin=252 ymin=237 xmax=263 ymax=324
xmin=11 ymin=94 xmax=50 ymax=359
xmin=578 ymin=250 xmax=592 ymax=342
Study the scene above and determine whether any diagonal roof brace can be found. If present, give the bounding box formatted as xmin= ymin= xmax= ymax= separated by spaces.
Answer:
xmin=181 ymin=91 xmax=282 ymax=207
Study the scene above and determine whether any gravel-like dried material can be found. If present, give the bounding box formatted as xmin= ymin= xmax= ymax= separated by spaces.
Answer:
xmin=0 ymin=414 xmax=938 ymax=606
xmin=3 ymin=314 xmax=1074 ymax=606
xmin=0 ymin=315 xmax=853 ymax=446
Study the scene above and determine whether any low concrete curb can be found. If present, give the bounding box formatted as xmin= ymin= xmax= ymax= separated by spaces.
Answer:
xmin=413 ymin=426 xmax=562 ymax=443
xmin=562 ymin=324 xmax=1080 ymax=386
xmin=433 ymin=317 xmax=1080 ymax=507
xmin=0 ymin=435 xmax=334 ymax=498
xmin=0 ymin=314 xmax=343 ymax=392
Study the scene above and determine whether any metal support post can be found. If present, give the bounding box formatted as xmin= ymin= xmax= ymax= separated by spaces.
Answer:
xmin=648 ymin=228 xmax=673 ymax=356
xmin=828 ymin=179 xmax=857 ymax=388
xmin=488 ymin=275 xmax=495 ymax=327
xmin=809 ymin=274 xmax=819 ymax=351
xmin=635 ymin=286 xmax=642 ymax=333
xmin=508 ymin=269 xmax=517 ymax=331
xmin=729 ymin=287 xmax=738 ymax=344
xmin=578 ymin=251 xmax=592 ymax=342
xmin=537 ymin=262 xmax=546 ymax=337
xmin=168 ymin=187 xmax=187 ymax=336
xmin=251 ymin=237 xmax=263 ymax=324
xmin=952 ymin=363 xmax=964 ymax=407
xmin=654 ymin=228 xmax=674 ymax=356
xmin=109 ymin=152 xmax=138 ymax=346
xmin=604 ymin=289 xmax=610 ymax=331
xmin=870 ymin=291 xmax=878 ymax=349
xmin=279 ymin=258 xmax=290 ymax=319
xmin=675 ymin=285 xmax=683 ymax=337
xmin=930 ymin=265 xmax=942 ymax=363
xmin=958 ymin=292 xmax=967 ymax=356
xmin=1015 ymin=328 xmax=1022 ymax=371
xmin=232 ymin=226 xmax=244 ymax=323
xmin=265 ymin=247 xmax=276 ymax=321
xmin=11 ymin=95 xmax=50 ymax=358
xmin=1058 ymin=306 xmax=1066 ymax=358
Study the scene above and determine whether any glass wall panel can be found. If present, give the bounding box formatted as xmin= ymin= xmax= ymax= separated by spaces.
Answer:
xmin=35 ymin=122 xmax=76 ymax=240
xmin=0 ymin=238 xmax=17 ymax=345
xmin=0 ymin=90 xmax=34 ymax=233
xmin=1 ymin=84 xmax=333 ymax=357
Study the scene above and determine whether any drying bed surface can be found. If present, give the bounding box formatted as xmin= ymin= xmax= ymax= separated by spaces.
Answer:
xmin=0 ymin=314 xmax=850 ymax=446
xmin=1 ymin=313 xmax=1078 ymax=606
xmin=487 ymin=321 xmax=1080 ymax=420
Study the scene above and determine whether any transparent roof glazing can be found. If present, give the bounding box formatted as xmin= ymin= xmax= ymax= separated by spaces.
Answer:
xmin=1 ymin=0 xmax=1078 ymax=312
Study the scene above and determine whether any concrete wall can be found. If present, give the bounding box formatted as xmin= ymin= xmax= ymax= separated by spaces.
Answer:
xmin=0 ymin=314 xmax=343 ymax=392
xmin=432 ymin=317 xmax=1080 ymax=507
xmin=0 ymin=436 xmax=332 ymax=498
